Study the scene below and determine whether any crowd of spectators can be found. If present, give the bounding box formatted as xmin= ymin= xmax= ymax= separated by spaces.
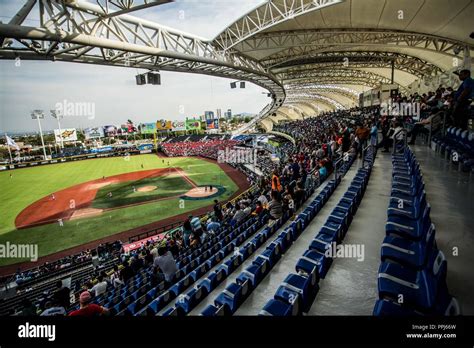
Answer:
xmin=161 ymin=139 xmax=240 ymax=158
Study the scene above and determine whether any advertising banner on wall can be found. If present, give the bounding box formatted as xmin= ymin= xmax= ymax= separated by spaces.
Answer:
xmin=90 ymin=146 xmax=113 ymax=153
xmin=84 ymin=127 xmax=105 ymax=139
xmin=54 ymin=128 xmax=77 ymax=143
xmin=171 ymin=121 xmax=186 ymax=132
xmin=138 ymin=143 xmax=154 ymax=153
xmin=185 ymin=119 xmax=201 ymax=131
xmin=103 ymin=125 xmax=117 ymax=137
xmin=206 ymin=119 xmax=219 ymax=129
xmin=118 ymin=122 xmax=137 ymax=134
xmin=156 ymin=120 xmax=172 ymax=131
xmin=139 ymin=123 xmax=156 ymax=134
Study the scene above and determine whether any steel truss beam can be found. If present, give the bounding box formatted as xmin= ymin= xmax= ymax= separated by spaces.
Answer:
xmin=286 ymin=94 xmax=343 ymax=110
xmin=212 ymin=0 xmax=343 ymax=51
xmin=282 ymin=68 xmax=390 ymax=88
xmin=286 ymin=101 xmax=323 ymax=114
xmin=272 ymin=51 xmax=443 ymax=78
xmin=0 ymin=0 xmax=285 ymax=134
xmin=286 ymin=87 xmax=358 ymax=104
xmin=282 ymin=68 xmax=409 ymax=93
xmin=92 ymin=0 xmax=172 ymax=18
xmin=241 ymin=29 xmax=472 ymax=68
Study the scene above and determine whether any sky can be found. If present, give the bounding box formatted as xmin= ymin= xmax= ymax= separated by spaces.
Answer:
xmin=0 ymin=0 xmax=268 ymax=133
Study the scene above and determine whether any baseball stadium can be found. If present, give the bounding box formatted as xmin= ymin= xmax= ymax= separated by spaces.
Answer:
xmin=0 ymin=154 xmax=247 ymax=265
xmin=0 ymin=0 xmax=473 ymax=344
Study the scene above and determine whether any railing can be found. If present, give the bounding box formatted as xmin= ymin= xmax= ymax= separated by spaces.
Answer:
xmin=362 ymin=144 xmax=374 ymax=168
xmin=333 ymin=156 xmax=344 ymax=181
xmin=428 ymin=111 xmax=447 ymax=144
xmin=392 ymin=129 xmax=408 ymax=154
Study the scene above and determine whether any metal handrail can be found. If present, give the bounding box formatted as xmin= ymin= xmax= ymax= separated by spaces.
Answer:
xmin=333 ymin=157 xmax=343 ymax=180
xmin=361 ymin=144 xmax=372 ymax=167
xmin=392 ymin=128 xmax=408 ymax=154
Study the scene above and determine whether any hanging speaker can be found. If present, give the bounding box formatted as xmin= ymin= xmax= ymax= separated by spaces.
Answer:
xmin=136 ymin=74 xmax=146 ymax=85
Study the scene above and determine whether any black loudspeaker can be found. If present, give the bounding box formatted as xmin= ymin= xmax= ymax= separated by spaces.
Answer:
xmin=147 ymin=72 xmax=161 ymax=85
xmin=230 ymin=82 xmax=237 ymax=89
xmin=136 ymin=74 xmax=146 ymax=85
xmin=240 ymin=81 xmax=245 ymax=88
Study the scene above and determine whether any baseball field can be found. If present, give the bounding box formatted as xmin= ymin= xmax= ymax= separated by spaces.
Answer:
xmin=0 ymin=154 xmax=246 ymax=268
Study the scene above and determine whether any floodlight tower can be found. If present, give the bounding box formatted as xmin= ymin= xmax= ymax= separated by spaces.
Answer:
xmin=50 ymin=109 xmax=64 ymax=149
xmin=31 ymin=110 xmax=47 ymax=159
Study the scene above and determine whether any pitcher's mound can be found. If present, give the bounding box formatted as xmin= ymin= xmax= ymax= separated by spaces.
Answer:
xmin=70 ymin=208 xmax=103 ymax=220
xmin=137 ymin=185 xmax=157 ymax=192
xmin=185 ymin=187 xmax=218 ymax=198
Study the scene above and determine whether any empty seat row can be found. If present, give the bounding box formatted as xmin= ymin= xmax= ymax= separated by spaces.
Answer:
xmin=374 ymin=147 xmax=460 ymax=316
xmin=432 ymin=127 xmax=474 ymax=172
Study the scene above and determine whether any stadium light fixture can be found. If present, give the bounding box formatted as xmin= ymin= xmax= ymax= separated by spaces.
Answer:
xmin=50 ymin=110 xmax=64 ymax=149
xmin=31 ymin=110 xmax=47 ymax=160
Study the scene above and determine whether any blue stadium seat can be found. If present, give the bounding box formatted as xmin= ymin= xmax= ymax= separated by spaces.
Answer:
xmin=200 ymin=304 xmax=226 ymax=316
xmin=276 ymin=273 xmax=319 ymax=312
xmin=176 ymin=284 xmax=208 ymax=313
xmin=259 ymin=299 xmax=298 ymax=316
xmin=377 ymin=250 xmax=453 ymax=314
xmin=236 ymin=260 xmax=269 ymax=288
xmin=381 ymin=223 xmax=436 ymax=269
xmin=296 ymin=248 xmax=332 ymax=279
xmin=373 ymin=299 xmax=423 ymax=316
xmin=214 ymin=281 xmax=248 ymax=314
xmin=386 ymin=202 xmax=431 ymax=241
xmin=161 ymin=305 xmax=185 ymax=316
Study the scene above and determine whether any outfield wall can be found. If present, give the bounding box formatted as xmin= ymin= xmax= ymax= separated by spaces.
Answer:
xmin=0 ymin=149 xmax=151 ymax=171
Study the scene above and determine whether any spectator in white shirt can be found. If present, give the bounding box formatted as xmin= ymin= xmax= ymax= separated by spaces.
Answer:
xmin=41 ymin=299 xmax=66 ymax=316
xmin=153 ymin=247 xmax=178 ymax=282
xmin=258 ymin=193 xmax=268 ymax=207
xmin=90 ymin=275 xmax=108 ymax=297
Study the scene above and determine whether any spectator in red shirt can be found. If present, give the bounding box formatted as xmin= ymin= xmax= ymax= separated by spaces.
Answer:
xmin=68 ymin=291 xmax=109 ymax=316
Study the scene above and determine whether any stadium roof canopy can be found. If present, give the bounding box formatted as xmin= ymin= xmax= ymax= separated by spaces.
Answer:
xmin=0 ymin=0 xmax=473 ymax=133
xmin=212 ymin=0 xmax=474 ymax=129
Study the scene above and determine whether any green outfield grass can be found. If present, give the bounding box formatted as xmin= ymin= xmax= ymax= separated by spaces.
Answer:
xmin=0 ymin=155 xmax=238 ymax=266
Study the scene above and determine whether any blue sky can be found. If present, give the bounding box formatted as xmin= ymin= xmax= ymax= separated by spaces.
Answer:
xmin=0 ymin=0 xmax=268 ymax=132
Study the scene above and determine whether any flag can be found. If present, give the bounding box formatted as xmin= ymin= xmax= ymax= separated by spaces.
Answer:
xmin=5 ymin=135 xmax=20 ymax=150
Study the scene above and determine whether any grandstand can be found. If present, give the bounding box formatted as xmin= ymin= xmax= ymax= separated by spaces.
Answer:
xmin=0 ymin=0 xmax=473 ymax=345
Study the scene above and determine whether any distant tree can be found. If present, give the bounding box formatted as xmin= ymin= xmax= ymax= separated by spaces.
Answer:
xmin=244 ymin=116 xmax=251 ymax=123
